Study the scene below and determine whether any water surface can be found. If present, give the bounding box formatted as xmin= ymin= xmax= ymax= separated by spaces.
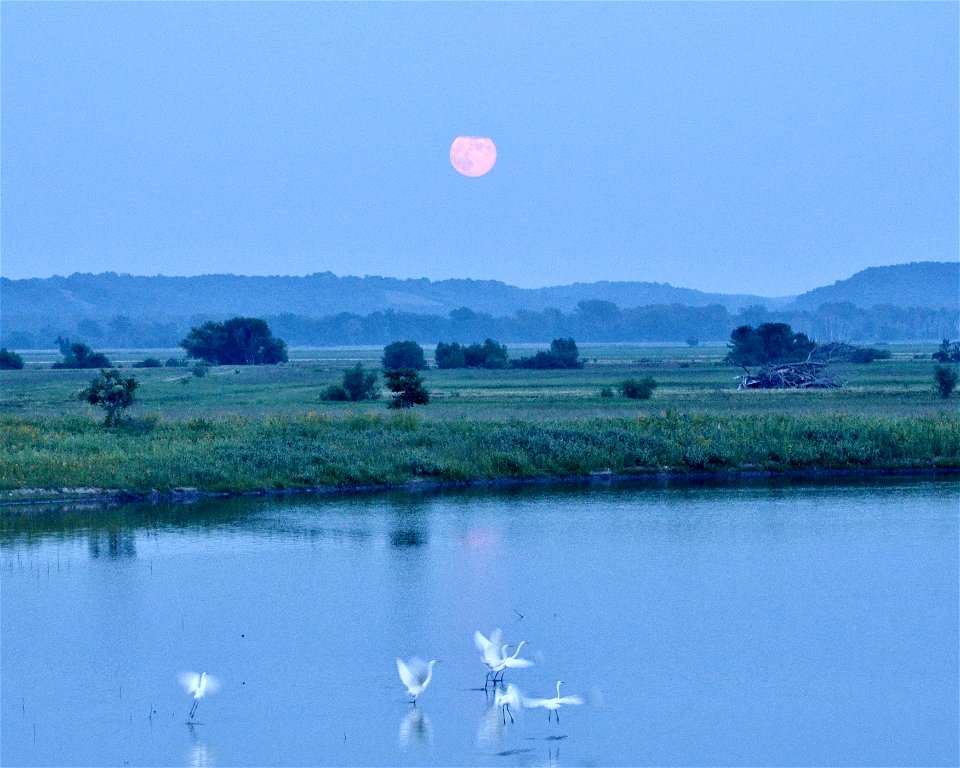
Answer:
xmin=2 ymin=478 xmax=958 ymax=766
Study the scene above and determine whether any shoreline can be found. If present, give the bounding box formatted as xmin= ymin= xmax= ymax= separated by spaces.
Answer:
xmin=3 ymin=465 xmax=958 ymax=509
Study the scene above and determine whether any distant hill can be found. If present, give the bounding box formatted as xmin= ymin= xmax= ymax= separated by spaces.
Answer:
xmin=0 ymin=271 xmax=781 ymax=323
xmin=793 ymin=262 xmax=959 ymax=310
xmin=2 ymin=262 xmax=956 ymax=348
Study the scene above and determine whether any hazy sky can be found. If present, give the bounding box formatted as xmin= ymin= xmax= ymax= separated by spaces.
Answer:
xmin=2 ymin=2 xmax=957 ymax=295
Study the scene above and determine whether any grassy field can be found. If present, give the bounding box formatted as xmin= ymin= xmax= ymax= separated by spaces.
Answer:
xmin=1 ymin=343 xmax=957 ymax=497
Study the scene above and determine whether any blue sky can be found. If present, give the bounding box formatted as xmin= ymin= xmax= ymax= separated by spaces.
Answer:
xmin=2 ymin=2 xmax=957 ymax=295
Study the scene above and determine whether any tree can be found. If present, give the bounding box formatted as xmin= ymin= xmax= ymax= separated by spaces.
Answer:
xmin=181 ymin=317 xmax=287 ymax=365
xmin=435 ymin=342 xmax=466 ymax=369
xmin=513 ymin=338 xmax=583 ymax=369
xmin=382 ymin=340 xmax=426 ymax=371
xmin=384 ymin=368 xmax=429 ymax=408
xmin=52 ymin=337 xmax=111 ymax=369
xmin=934 ymin=364 xmax=958 ymax=398
xmin=933 ymin=339 xmax=960 ymax=363
xmin=619 ymin=377 xmax=658 ymax=400
xmin=0 ymin=348 xmax=24 ymax=370
xmin=79 ymin=369 xmax=138 ymax=426
xmin=726 ymin=323 xmax=815 ymax=366
xmin=133 ymin=357 xmax=163 ymax=368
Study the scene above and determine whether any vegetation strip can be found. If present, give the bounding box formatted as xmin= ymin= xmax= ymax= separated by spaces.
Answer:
xmin=2 ymin=412 xmax=958 ymax=498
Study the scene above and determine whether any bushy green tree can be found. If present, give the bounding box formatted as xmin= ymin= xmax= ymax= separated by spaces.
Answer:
xmin=133 ymin=357 xmax=163 ymax=368
xmin=385 ymin=368 xmax=429 ymax=408
xmin=934 ymin=364 xmax=958 ymax=398
xmin=0 ymin=348 xmax=24 ymax=370
xmin=619 ymin=376 xmax=658 ymax=400
xmin=52 ymin=337 xmax=111 ymax=369
xmin=181 ymin=317 xmax=287 ymax=365
xmin=79 ymin=369 xmax=138 ymax=426
xmin=435 ymin=342 xmax=466 ymax=369
xmin=382 ymin=340 xmax=426 ymax=370
xmin=726 ymin=323 xmax=815 ymax=366
xmin=513 ymin=338 xmax=583 ymax=369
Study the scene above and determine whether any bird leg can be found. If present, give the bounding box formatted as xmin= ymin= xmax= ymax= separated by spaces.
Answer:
xmin=506 ymin=704 xmax=514 ymax=724
xmin=189 ymin=700 xmax=199 ymax=719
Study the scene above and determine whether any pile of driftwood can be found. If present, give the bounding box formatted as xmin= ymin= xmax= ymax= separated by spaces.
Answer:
xmin=738 ymin=360 xmax=841 ymax=389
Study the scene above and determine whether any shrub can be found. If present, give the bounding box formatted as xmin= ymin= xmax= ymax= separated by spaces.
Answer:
xmin=319 ymin=383 xmax=349 ymax=401
xmin=133 ymin=357 xmax=163 ymax=368
xmin=599 ymin=386 xmax=614 ymax=398
xmin=934 ymin=365 xmax=958 ymax=398
xmin=52 ymin=337 xmax=111 ymax=369
xmin=192 ymin=362 xmax=210 ymax=378
xmin=342 ymin=363 xmax=379 ymax=401
xmin=165 ymin=357 xmax=188 ymax=367
xmin=849 ymin=347 xmax=892 ymax=364
xmin=385 ymin=367 xmax=429 ymax=408
xmin=383 ymin=341 xmax=426 ymax=371
xmin=0 ymin=348 xmax=24 ymax=370
xmin=181 ymin=317 xmax=287 ymax=365
xmin=685 ymin=336 xmax=699 ymax=347
xmin=620 ymin=377 xmax=658 ymax=400
xmin=79 ymin=369 xmax=138 ymax=426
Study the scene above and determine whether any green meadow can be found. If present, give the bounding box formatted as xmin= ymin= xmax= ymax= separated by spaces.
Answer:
xmin=2 ymin=343 xmax=957 ymax=497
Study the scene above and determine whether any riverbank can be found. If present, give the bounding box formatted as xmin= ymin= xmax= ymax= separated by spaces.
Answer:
xmin=2 ymin=412 xmax=958 ymax=504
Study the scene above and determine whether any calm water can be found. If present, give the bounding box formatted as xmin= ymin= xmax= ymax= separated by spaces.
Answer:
xmin=2 ymin=479 xmax=957 ymax=766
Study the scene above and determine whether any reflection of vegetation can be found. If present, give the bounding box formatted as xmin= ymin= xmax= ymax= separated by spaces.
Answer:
xmin=88 ymin=529 xmax=137 ymax=558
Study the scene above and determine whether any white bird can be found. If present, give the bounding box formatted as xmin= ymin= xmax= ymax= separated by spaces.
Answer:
xmin=523 ymin=680 xmax=584 ymax=723
xmin=495 ymin=683 xmax=522 ymax=724
xmin=501 ymin=641 xmax=534 ymax=672
xmin=178 ymin=671 xmax=221 ymax=720
xmin=474 ymin=629 xmax=504 ymax=685
xmin=396 ymin=657 xmax=440 ymax=705
xmin=488 ymin=641 xmax=534 ymax=684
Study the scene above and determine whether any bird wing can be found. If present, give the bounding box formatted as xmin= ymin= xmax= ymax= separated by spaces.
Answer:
xmin=178 ymin=672 xmax=201 ymax=695
xmin=499 ymin=684 xmax=522 ymax=708
xmin=474 ymin=629 xmax=504 ymax=666
xmin=503 ymin=657 xmax=534 ymax=669
xmin=522 ymin=697 xmax=553 ymax=709
xmin=202 ymin=674 xmax=222 ymax=695
xmin=396 ymin=658 xmax=418 ymax=690
xmin=557 ymin=695 xmax=584 ymax=706
xmin=398 ymin=658 xmax=429 ymax=688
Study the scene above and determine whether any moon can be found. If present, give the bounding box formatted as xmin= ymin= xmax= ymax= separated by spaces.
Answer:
xmin=450 ymin=136 xmax=497 ymax=177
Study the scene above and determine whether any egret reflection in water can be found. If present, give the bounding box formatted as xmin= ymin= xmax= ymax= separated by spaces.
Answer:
xmin=399 ymin=706 xmax=433 ymax=748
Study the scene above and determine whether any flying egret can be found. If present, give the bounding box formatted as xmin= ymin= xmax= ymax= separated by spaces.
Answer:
xmin=523 ymin=680 xmax=583 ymax=723
xmin=495 ymin=683 xmax=522 ymax=724
xmin=178 ymin=671 xmax=221 ymax=720
xmin=396 ymin=657 xmax=440 ymax=705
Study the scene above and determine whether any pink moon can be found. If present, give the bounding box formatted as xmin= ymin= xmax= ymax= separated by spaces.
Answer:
xmin=450 ymin=136 xmax=497 ymax=177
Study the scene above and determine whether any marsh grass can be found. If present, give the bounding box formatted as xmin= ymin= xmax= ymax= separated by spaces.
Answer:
xmin=1 ymin=411 xmax=957 ymax=494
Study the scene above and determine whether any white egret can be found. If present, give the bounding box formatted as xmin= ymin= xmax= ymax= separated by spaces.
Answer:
xmin=178 ymin=671 xmax=221 ymax=720
xmin=474 ymin=629 xmax=504 ymax=686
xmin=396 ymin=657 xmax=440 ymax=705
xmin=489 ymin=641 xmax=533 ymax=684
xmin=523 ymin=680 xmax=583 ymax=723
xmin=495 ymin=683 xmax=522 ymax=724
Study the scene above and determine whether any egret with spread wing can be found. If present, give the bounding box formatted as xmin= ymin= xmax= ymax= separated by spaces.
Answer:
xmin=178 ymin=671 xmax=221 ymax=720
xmin=523 ymin=680 xmax=583 ymax=723
xmin=495 ymin=683 xmax=522 ymax=724
xmin=396 ymin=657 xmax=440 ymax=705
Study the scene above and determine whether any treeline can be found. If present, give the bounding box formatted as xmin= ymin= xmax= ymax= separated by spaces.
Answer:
xmin=2 ymin=301 xmax=957 ymax=349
